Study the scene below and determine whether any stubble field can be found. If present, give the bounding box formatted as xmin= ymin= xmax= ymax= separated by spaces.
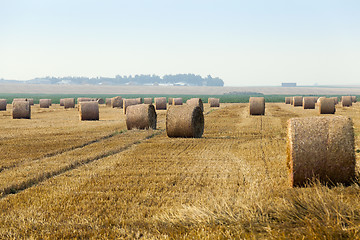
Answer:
xmin=1 ymin=102 xmax=360 ymax=239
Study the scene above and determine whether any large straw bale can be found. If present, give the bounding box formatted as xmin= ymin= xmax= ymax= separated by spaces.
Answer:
xmin=172 ymin=98 xmax=183 ymax=105
xmin=208 ymin=98 xmax=220 ymax=107
xmin=330 ymin=97 xmax=338 ymax=105
xmin=154 ymin=97 xmax=167 ymax=110
xmin=97 ymin=98 xmax=105 ymax=104
xmin=186 ymin=98 xmax=204 ymax=112
xmin=77 ymin=97 xmax=91 ymax=103
xmin=144 ymin=98 xmax=152 ymax=104
xmin=293 ymin=96 xmax=303 ymax=107
xmin=123 ymin=99 xmax=138 ymax=114
xmin=303 ymin=97 xmax=315 ymax=109
xmin=64 ymin=98 xmax=75 ymax=109
xmin=166 ymin=105 xmax=204 ymax=138
xmin=168 ymin=98 xmax=173 ymax=105
xmin=126 ymin=104 xmax=157 ymax=130
xmin=12 ymin=100 xmax=31 ymax=119
xmin=0 ymin=99 xmax=7 ymax=111
xmin=319 ymin=98 xmax=335 ymax=114
xmin=342 ymin=96 xmax=352 ymax=107
xmin=111 ymin=96 xmax=123 ymax=108
xmin=285 ymin=97 xmax=291 ymax=104
xmin=79 ymin=101 xmax=99 ymax=121
xmin=60 ymin=99 xmax=65 ymax=106
xmin=105 ymin=98 xmax=112 ymax=107
xmin=39 ymin=99 xmax=50 ymax=108
xmin=249 ymin=97 xmax=265 ymax=115
xmin=287 ymin=116 xmax=355 ymax=187
xmin=135 ymin=98 xmax=143 ymax=104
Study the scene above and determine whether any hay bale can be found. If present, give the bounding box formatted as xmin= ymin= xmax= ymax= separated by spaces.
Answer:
xmin=77 ymin=97 xmax=91 ymax=103
xmin=208 ymin=98 xmax=220 ymax=107
xmin=342 ymin=96 xmax=352 ymax=107
xmin=60 ymin=99 xmax=65 ymax=106
xmin=290 ymin=97 xmax=294 ymax=105
xmin=123 ymin=99 xmax=138 ymax=114
xmin=97 ymin=98 xmax=105 ymax=104
xmin=105 ymin=98 xmax=112 ymax=107
xmin=303 ymin=97 xmax=315 ymax=109
xmin=135 ymin=98 xmax=143 ymax=104
xmin=249 ymin=97 xmax=265 ymax=115
xmin=111 ymin=96 xmax=123 ymax=108
xmin=144 ymin=98 xmax=153 ymax=104
xmin=79 ymin=101 xmax=99 ymax=121
xmin=319 ymin=98 xmax=335 ymax=114
xmin=168 ymin=97 xmax=173 ymax=105
xmin=126 ymin=104 xmax=157 ymax=130
xmin=39 ymin=99 xmax=50 ymax=108
xmin=186 ymin=98 xmax=204 ymax=112
xmin=293 ymin=96 xmax=303 ymax=107
xmin=287 ymin=116 xmax=355 ymax=187
xmin=64 ymin=98 xmax=75 ymax=109
xmin=154 ymin=97 xmax=167 ymax=110
xmin=172 ymin=98 xmax=183 ymax=105
xmin=330 ymin=97 xmax=338 ymax=105
xmin=166 ymin=105 xmax=204 ymax=138
xmin=0 ymin=99 xmax=7 ymax=111
xmin=285 ymin=97 xmax=291 ymax=104
xmin=351 ymin=96 xmax=357 ymax=103
xmin=12 ymin=100 xmax=31 ymax=119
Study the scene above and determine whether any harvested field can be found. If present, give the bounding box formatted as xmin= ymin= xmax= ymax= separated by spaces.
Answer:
xmin=0 ymin=101 xmax=360 ymax=239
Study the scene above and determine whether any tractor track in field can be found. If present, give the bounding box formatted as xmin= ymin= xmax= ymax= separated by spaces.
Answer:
xmin=0 ymin=129 xmax=164 ymax=199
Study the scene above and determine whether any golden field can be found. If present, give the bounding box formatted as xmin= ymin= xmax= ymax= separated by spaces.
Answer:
xmin=1 ymin=102 xmax=360 ymax=239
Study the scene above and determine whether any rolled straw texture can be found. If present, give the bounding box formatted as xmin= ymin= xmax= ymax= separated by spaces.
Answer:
xmin=172 ymin=98 xmax=183 ymax=105
xmin=208 ymin=98 xmax=220 ymax=107
xmin=186 ymin=98 xmax=204 ymax=112
xmin=293 ymin=96 xmax=303 ymax=107
xmin=123 ymin=99 xmax=138 ymax=114
xmin=64 ymin=98 xmax=75 ymax=109
xmin=144 ymin=98 xmax=153 ymax=104
xmin=126 ymin=104 xmax=157 ymax=130
xmin=39 ymin=99 xmax=50 ymax=108
xmin=79 ymin=101 xmax=99 ymax=121
xmin=342 ymin=96 xmax=352 ymax=107
xmin=111 ymin=96 xmax=123 ymax=108
xmin=285 ymin=97 xmax=291 ymax=104
xmin=303 ymin=97 xmax=315 ymax=109
xmin=319 ymin=98 xmax=335 ymax=114
xmin=249 ymin=97 xmax=265 ymax=115
xmin=287 ymin=116 xmax=355 ymax=187
xmin=154 ymin=97 xmax=167 ymax=110
xmin=12 ymin=100 xmax=31 ymax=119
xmin=166 ymin=105 xmax=204 ymax=138
xmin=0 ymin=99 xmax=7 ymax=111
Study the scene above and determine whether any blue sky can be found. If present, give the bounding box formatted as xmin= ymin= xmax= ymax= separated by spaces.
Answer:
xmin=0 ymin=0 xmax=359 ymax=86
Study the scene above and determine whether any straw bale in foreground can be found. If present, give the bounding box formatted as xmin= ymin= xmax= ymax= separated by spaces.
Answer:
xmin=12 ymin=100 xmax=31 ymax=119
xmin=79 ymin=101 xmax=99 ymax=121
xmin=249 ymin=97 xmax=265 ymax=115
xmin=126 ymin=104 xmax=157 ymax=130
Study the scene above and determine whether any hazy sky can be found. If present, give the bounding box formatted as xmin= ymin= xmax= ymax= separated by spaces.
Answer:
xmin=1 ymin=0 xmax=359 ymax=86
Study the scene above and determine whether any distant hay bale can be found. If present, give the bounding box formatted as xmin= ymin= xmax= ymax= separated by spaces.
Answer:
xmin=39 ymin=99 xmax=50 ymax=108
xmin=97 ymin=98 xmax=105 ymax=104
xmin=166 ymin=105 xmax=204 ymax=138
xmin=342 ymin=96 xmax=352 ymax=107
xmin=168 ymin=97 xmax=173 ymax=105
xmin=105 ymin=98 xmax=112 ymax=107
xmin=290 ymin=97 xmax=294 ymax=105
xmin=154 ymin=97 xmax=167 ymax=110
xmin=126 ymin=104 xmax=157 ymax=130
xmin=208 ymin=98 xmax=220 ymax=107
xmin=77 ymin=98 xmax=91 ymax=103
xmin=285 ymin=97 xmax=291 ymax=104
xmin=249 ymin=97 xmax=265 ymax=115
xmin=172 ymin=98 xmax=183 ymax=105
xmin=293 ymin=96 xmax=303 ymax=107
xmin=123 ymin=99 xmax=138 ymax=114
xmin=0 ymin=99 xmax=7 ymax=111
xmin=287 ymin=116 xmax=355 ymax=187
xmin=144 ymin=98 xmax=152 ymax=104
xmin=303 ymin=97 xmax=315 ymax=109
xmin=12 ymin=100 xmax=31 ymax=119
xmin=64 ymin=98 xmax=75 ymax=109
xmin=135 ymin=98 xmax=143 ymax=104
xmin=319 ymin=98 xmax=335 ymax=114
xmin=79 ymin=101 xmax=99 ymax=121
xmin=330 ymin=97 xmax=338 ymax=105
xmin=351 ymin=96 xmax=357 ymax=103
xmin=111 ymin=96 xmax=123 ymax=108
xmin=60 ymin=99 xmax=65 ymax=106
xmin=186 ymin=98 xmax=204 ymax=112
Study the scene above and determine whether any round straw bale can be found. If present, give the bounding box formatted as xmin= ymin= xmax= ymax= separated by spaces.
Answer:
xmin=12 ymin=100 xmax=31 ymax=119
xmin=285 ymin=97 xmax=291 ymax=104
xmin=97 ymin=98 xmax=105 ymax=104
xmin=166 ymin=105 xmax=204 ymax=138
xmin=287 ymin=116 xmax=355 ymax=187
xmin=208 ymin=98 xmax=220 ymax=107
xmin=290 ymin=97 xmax=294 ymax=105
xmin=79 ymin=101 xmax=99 ymax=121
xmin=126 ymin=104 xmax=157 ymax=130
xmin=351 ymin=96 xmax=357 ymax=103
xmin=342 ymin=96 xmax=352 ymax=107
xmin=330 ymin=97 xmax=338 ymax=105
xmin=168 ymin=97 xmax=173 ymax=105
xmin=60 ymin=99 xmax=65 ymax=106
xmin=154 ymin=97 xmax=167 ymax=110
xmin=143 ymin=98 xmax=152 ymax=104
xmin=172 ymin=98 xmax=183 ymax=105
xmin=105 ymin=98 xmax=112 ymax=107
xmin=303 ymin=97 xmax=315 ymax=109
xmin=111 ymin=96 xmax=123 ymax=108
xmin=123 ymin=99 xmax=138 ymax=114
xmin=77 ymin=97 xmax=91 ymax=103
xmin=317 ymin=97 xmax=325 ymax=104
xmin=293 ymin=96 xmax=303 ymax=107
xmin=135 ymin=98 xmax=143 ymax=104
xmin=39 ymin=99 xmax=50 ymax=108
xmin=64 ymin=98 xmax=75 ymax=109
xmin=186 ymin=98 xmax=204 ymax=112
xmin=319 ymin=98 xmax=335 ymax=114
xmin=249 ymin=97 xmax=265 ymax=115
xmin=0 ymin=99 xmax=7 ymax=111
